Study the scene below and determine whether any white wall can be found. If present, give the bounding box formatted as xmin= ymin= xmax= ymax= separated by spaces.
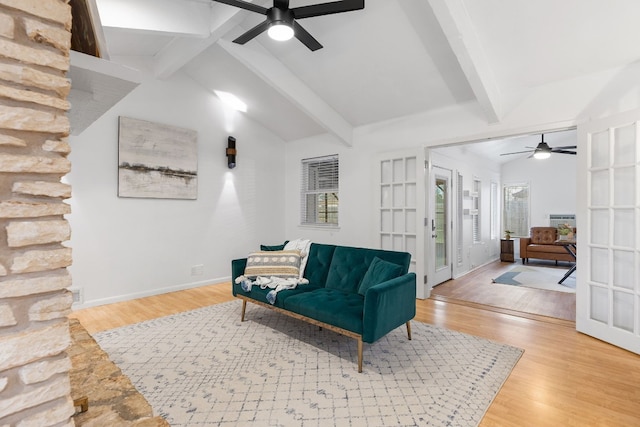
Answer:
xmin=283 ymin=63 xmax=640 ymax=297
xmin=67 ymin=70 xmax=287 ymax=308
xmin=501 ymin=149 xmax=577 ymax=229
xmin=284 ymin=133 xmax=384 ymax=248
xmin=430 ymin=148 xmax=502 ymax=276
xmin=67 ymin=58 xmax=640 ymax=306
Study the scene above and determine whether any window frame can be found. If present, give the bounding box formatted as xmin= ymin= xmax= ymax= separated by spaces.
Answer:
xmin=502 ymin=182 xmax=530 ymax=238
xmin=300 ymin=154 xmax=339 ymax=228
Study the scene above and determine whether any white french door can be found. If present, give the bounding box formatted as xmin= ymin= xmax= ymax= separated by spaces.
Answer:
xmin=577 ymin=110 xmax=640 ymax=354
xmin=376 ymin=149 xmax=427 ymax=298
xmin=429 ymin=166 xmax=453 ymax=285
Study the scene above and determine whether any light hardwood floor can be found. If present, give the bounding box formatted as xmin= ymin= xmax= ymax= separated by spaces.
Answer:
xmin=431 ymin=259 xmax=576 ymax=322
xmin=70 ymin=282 xmax=640 ymax=426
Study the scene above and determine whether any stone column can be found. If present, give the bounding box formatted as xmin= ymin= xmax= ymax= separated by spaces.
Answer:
xmin=0 ymin=0 xmax=76 ymax=426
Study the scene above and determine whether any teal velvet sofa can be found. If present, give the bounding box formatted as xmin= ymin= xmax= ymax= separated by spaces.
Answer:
xmin=231 ymin=242 xmax=417 ymax=372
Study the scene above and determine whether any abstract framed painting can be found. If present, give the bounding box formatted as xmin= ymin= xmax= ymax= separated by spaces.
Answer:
xmin=118 ymin=117 xmax=198 ymax=200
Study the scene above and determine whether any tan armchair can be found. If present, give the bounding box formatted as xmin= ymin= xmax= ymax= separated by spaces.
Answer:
xmin=520 ymin=227 xmax=576 ymax=264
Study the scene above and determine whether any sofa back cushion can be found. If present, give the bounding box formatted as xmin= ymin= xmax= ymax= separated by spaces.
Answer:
xmin=303 ymin=243 xmax=337 ymax=286
xmin=530 ymin=227 xmax=558 ymax=244
xmin=357 ymin=257 xmax=405 ymax=295
xmin=325 ymin=246 xmax=411 ymax=293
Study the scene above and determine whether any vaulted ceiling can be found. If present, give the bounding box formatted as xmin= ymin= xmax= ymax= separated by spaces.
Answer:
xmin=91 ymin=0 xmax=640 ymax=150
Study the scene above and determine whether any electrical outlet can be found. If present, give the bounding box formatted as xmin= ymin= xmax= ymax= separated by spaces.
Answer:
xmin=191 ymin=264 xmax=204 ymax=276
xmin=70 ymin=287 xmax=83 ymax=304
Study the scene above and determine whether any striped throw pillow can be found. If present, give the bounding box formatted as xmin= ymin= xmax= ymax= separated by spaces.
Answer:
xmin=244 ymin=250 xmax=301 ymax=278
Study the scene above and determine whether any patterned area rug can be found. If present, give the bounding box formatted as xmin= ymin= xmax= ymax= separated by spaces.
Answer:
xmin=492 ymin=265 xmax=576 ymax=293
xmin=94 ymin=301 xmax=523 ymax=426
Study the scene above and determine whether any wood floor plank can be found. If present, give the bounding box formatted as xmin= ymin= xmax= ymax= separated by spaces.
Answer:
xmin=431 ymin=260 xmax=576 ymax=321
xmin=69 ymin=280 xmax=640 ymax=426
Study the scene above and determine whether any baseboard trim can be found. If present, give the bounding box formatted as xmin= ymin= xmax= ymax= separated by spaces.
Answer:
xmin=72 ymin=276 xmax=231 ymax=310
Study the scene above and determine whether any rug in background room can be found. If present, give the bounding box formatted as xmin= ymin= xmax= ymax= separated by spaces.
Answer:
xmin=493 ymin=265 xmax=576 ymax=293
xmin=94 ymin=301 xmax=524 ymax=427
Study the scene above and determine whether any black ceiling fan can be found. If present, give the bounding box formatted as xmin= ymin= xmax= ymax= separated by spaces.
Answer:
xmin=501 ymin=134 xmax=577 ymax=159
xmin=212 ymin=0 xmax=365 ymax=51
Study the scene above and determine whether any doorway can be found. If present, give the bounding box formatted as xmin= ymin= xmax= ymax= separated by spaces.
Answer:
xmin=427 ymin=129 xmax=577 ymax=321
xmin=429 ymin=166 xmax=452 ymax=285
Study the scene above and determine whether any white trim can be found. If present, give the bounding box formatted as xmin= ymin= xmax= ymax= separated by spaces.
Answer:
xmin=71 ymin=276 xmax=230 ymax=310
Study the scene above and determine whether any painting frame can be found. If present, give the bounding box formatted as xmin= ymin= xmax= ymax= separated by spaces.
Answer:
xmin=118 ymin=116 xmax=198 ymax=200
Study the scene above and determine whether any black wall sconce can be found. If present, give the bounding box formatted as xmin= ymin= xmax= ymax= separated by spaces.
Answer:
xmin=226 ymin=136 xmax=237 ymax=169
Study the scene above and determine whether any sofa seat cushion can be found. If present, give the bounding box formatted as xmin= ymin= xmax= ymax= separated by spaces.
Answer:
xmin=527 ymin=244 xmax=569 ymax=255
xmin=283 ymin=288 xmax=364 ymax=334
xmin=233 ymin=283 xmax=320 ymax=308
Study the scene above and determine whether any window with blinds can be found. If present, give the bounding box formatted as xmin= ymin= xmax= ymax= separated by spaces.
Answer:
xmin=301 ymin=154 xmax=339 ymax=226
xmin=456 ymin=172 xmax=463 ymax=265
xmin=490 ymin=181 xmax=498 ymax=240
xmin=472 ymin=178 xmax=481 ymax=243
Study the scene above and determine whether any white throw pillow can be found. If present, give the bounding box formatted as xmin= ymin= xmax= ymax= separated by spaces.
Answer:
xmin=284 ymin=238 xmax=312 ymax=279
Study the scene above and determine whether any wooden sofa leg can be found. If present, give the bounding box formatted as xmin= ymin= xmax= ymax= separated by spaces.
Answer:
xmin=406 ymin=321 xmax=412 ymax=340
xmin=357 ymin=338 xmax=363 ymax=373
xmin=241 ymin=300 xmax=247 ymax=322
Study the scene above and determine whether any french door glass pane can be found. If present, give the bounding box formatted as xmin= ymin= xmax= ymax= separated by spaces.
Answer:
xmin=381 ymin=160 xmax=391 ymax=184
xmin=590 ymin=170 xmax=609 ymax=206
xmin=405 ymin=210 xmax=416 ymax=233
xmin=614 ymin=124 xmax=636 ymax=165
xmin=590 ymin=247 xmax=609 ymax=284
xmin=613 ymin=167 xmax=635 ymax=205
xmin=381 ymin=210 xmax=391 ymax=232
xmin=393 ymin=159 xmax=403 ymax=182
xmin=590 ymin=285 xmax=609 ymax=323
xmin=590 ymin=208 xmax=609 ymax=245
xmin=613 ymin=250 xmax=634 ymax=290
xmin=590 ymin=130 xmax=609 ymax=168
xmin=613 ymin=209 xmax=635 ymax=248
xmin=613 ymin=291 xmax=634 ymax=332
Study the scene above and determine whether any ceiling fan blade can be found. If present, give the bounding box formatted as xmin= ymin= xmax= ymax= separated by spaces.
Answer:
xmin=552 ymin=150 xmax=577 ymax=155
xmin=552 ymin=145 xmax=577 ymax=150
xmin=293 ymin=21 xmax=323 ymax=51
xmin=292 ymin=0 xmax=364 ymax=19
xmin=500 ymin=150 xmax=534 ymax=156
xmin=233 ymin=20 xmax=271 ymax=44
xmin=212 ymin=0 xmax=268 ymax=15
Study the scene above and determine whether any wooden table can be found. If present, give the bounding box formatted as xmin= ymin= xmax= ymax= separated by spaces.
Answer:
xmin=554 ymin=238 xmax=576 ymax=284
xmin=500 ymin=239 xmax=515 ymax=262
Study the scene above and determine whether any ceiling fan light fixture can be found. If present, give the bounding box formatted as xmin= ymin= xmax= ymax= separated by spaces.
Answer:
xmin=533 ymin=151 xmax=551 ymax=160
xmin=533 ymin=140 xmax=552 ymax=159
xmin=268 ymin=23 xmax=294 ymax=41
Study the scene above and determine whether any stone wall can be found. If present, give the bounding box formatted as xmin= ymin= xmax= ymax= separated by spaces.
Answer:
xmin=0 ymin=0 xmax=75 ymax=426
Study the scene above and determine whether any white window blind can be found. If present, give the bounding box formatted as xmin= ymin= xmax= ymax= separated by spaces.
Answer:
xmin=490 ymin=181 xmax=498 ymax=240
xmin=472 ymin=178 xmax=481 ymax=243
xmin=456 ymin=172 xmax=463 ymax=265
xmin=301 ymin=154 xmax=339 ymax=226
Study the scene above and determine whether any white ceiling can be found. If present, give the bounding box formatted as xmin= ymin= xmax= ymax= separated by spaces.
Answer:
xmin=92 ymin=0 xmax=640 ymax=152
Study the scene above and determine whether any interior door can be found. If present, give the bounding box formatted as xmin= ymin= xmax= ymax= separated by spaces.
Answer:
xmin=430 ymin=166 xmax=453 ymax=285
xmin=577 ymin=110 xmax=640 ymax=355
xmin=376 ymin=149 xmax=428 ymax=299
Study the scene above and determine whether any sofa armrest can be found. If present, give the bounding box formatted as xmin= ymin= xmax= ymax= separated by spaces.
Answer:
xmin=362 ymin=273 xmax=416 ymax=343
xmin=520 ymin=237 xmax=531 ymax=257
xmin=231 ymin=258 xmax=247 ymax=296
